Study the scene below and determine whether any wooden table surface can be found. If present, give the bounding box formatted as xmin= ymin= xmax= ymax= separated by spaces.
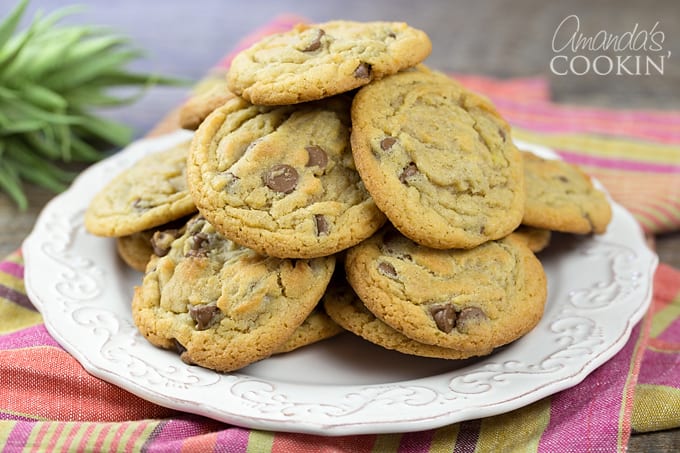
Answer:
xmin=1 ymin=1 xmax=679 ymax=450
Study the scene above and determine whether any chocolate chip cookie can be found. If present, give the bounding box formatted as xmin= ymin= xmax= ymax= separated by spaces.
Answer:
xmin=509 ymin=225 xmax=552 ymax=253
xmin=522 ymin=151 xmax=612 ymax=234
xmin=227 ymin=20 xmax=432 ymax=105
xmin=344 ymin=227 xmax=546 ymax=352
xmin=132 ymin=216 xmax=336 ymax=372
xmin=85 ymin=140 xmax=196 ymax=237
xmin=179 ymin=77 xmax=236 ymax=131
xmin=273 ymin=304 xmax=344 ymax=354
xmin=116 ymin=218 xmax=188 ymax=272
xmin=116 ymin=230 xmax=154 ymax=272
xmin=350 ymin=69 xmax=525 ymax=249
xmin=187 ymin=96 xmax=386 ymax=258
xmin=323 ymin=278 xmax=493 ymax=359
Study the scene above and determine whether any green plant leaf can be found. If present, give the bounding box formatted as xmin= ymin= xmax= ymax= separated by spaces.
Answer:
xmin=43 ymin=48 xmax=145 ymax=91
xmin=69 ymin=135 xmax=106 ymax=161
xmin=0 ymin=160 xmax=28 ymax=210
xmin=16 ymin=131 xmax=60 ymax=159
xmin=0 ymin=0 xmax=184 ymax=209
xmin=58 ymin=32 xmax=131 ymax=65
xmin=0 ymin=0 xmax=28 ymax=51
xmin=72 ymin=114 xmax=132 ymax=146
xmin=0 ymin=119 xmax=45 ymax=135
xmin=18 ymin=82 xmax=68 ymax=111
xmin=0 ymin=8 xmax=41 ymax=73
xmin=5 ymin=152 xmax=67 ymax=193
xmin=7 ymin=139 xmax=75 ymax=179
xmin=62 ymin=86 xmax=142 ymax=107
xmin=16 ymin=28 xmax=90 ymax=81
xmin=4 ymin=95 xmax=77 ymax=125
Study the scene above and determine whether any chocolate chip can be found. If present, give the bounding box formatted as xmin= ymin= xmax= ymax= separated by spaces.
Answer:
xmin=305 ymin=145 xmax=328 ymax=168
xmin=377 ymin=261 xmax=398 ymax=279
xmin=173 ymin=339 xmax=186 ymax=355
xmin=264 ymin=164 xmax=298 ymax=194
xmin=353 ymin=62 xmax=372 ymax=79
xmin=150 ymin=229 xmax=180 ymax=257
xmin=193 ymin=232 xmax=209 ymax=248
xmin=186 ymin=232 xmax=210 ymax=257
xmin=314 ymin=214 xmax=330 ymax=236
xmin=499 ymin=128 xmax=507 ymax=142
xmin=189 ymin=304 xmax=221 ymax=330
xmin=456 ymin=307 xmax=488 ymax=333
xmin=458 ymin=307 xmax=487 ymax=323
xmin=186 ymin=216 xmax=207 ymax=234
xmin=173 ymin=339 xmax=194 ymax=365
xmin=556 ymin=175 xmax=570 ymax=183
xmin=302 ymin=28 xmax=325 ymax=52
xmin=430 ymin=304 xmax=457 ymax=333
xmin=380 ymin=136 xmax=397 ymax=151
xmin=399 ymin=162 xmax=418 ymax=184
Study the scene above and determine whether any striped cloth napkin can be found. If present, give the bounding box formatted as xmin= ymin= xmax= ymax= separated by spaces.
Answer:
xmin=2 ymin=15 xmax=680 ymax=452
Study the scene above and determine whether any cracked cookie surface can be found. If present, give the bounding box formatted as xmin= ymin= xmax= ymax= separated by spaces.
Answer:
xmin=132 ymin=216 xmax=336 ymax=372
xmin=85 ymin=141 xmax=197 ymax=237
xmin=522 ymin=151 xmax=612 ymax=234
xmin=187 ymin=96 xmax=385 ymax=258
xmin=350 ymin=69 xmax=525 ymax=249
xmin=344 ymin=226 xmax=546 ymax=352
xmin=227 ymin=20 xmax=432 ymax=105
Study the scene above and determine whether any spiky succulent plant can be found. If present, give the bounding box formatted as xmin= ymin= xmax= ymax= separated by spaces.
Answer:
xmin=0 ymin=0 xmax=183 ymax=209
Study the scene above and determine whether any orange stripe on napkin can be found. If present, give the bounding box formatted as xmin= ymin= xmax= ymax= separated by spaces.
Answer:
xmin=0 ymin=347 xmax=175 ymax=422
xmin=180 ymin=431 xmax=219 ymax=452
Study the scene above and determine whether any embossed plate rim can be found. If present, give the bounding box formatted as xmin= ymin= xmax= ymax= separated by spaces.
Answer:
xmin=23 ymin=130 xmax=658 ymax=435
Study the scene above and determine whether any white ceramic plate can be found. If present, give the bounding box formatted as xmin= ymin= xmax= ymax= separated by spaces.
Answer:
xmin=23 ymin=130 xmax=658 ymax=436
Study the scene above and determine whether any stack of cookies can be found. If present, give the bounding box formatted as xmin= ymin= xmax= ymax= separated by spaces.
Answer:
xmin=84 ymin=20 xmax=612 ymax=372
